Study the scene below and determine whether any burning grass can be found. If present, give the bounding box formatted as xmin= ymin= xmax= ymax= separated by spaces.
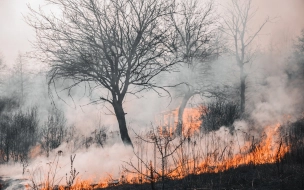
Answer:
xmin=23 ymin=119 xmax=295 ymax=190
xmin=0 ymin=106 xmax=296 ymax=189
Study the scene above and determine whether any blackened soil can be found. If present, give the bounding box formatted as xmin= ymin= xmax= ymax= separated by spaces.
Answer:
xmin=99 ymin=163 xmax=304 ymax=190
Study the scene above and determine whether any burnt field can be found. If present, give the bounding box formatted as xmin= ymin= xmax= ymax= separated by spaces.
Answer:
xmin=1 ymin=163 xmax=304 ymax=190
xmin=1 ymin=117 xmax=301 ymax=190
xmin=102 ymin=163 xmax=304 ymax=190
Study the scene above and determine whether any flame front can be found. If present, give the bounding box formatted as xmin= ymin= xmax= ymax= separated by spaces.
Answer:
xmin=26 ymin=109 xmax=290 ymax=189
xmin=167 ymin=123 xmax=289 ymax=179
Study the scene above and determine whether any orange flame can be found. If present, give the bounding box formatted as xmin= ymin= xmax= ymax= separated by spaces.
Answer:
xmin=156 ymin=107 xmax=202 ymax=136
xmin=26 ymin=109 xmax=290 ymax=189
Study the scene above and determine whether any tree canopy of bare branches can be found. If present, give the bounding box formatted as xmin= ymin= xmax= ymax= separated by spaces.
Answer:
xmin=27 ymin=0 xmax=178 ymax=146
xmin=170 ymin=0 xmax=219 ymax=135
xmin=222 ymin=0 xmax=270 ymax=114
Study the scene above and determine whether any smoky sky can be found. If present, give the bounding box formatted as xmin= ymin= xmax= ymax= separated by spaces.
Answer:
xmin=0 ymin=0 xmax=302 ymax=131
xmin=0 ymin=0 xmax=303 ymax=66
xmin=0 ymin=0 xmax=42 ymax=67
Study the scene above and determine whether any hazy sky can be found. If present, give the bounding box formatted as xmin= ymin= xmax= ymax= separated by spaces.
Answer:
xmin=0 ymin=0 xmax=304 ymax=67
xmin=0 ymin=0 xmax=40 ymax=67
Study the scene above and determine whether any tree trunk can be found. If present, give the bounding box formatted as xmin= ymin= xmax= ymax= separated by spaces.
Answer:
xmin=240 ymin=66 xmax=246 ymax=114
xmin=5 ymin=143 xmax=9 ymax=162
xmin=150 ymin=161 xmax=155 ymax=190
xmin=176 ymin=91 xmax=195 ymax=136
xmin=113 ymin=102 xmax=133 ymax=147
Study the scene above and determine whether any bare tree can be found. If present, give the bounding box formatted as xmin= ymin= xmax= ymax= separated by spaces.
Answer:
xmin=13 ymin=53 xmax=30 ymax=105
xmin=124 ymin=127 xmax=187 ymax=190
xmin=222 ymin=0 xmax=270 ymax=114
xmin=293 ymin=29 xmax=304 ymax=78
xmin=287 ymin=29 xmax=304 ymax=111
xmin=27 ymin=0 xmax=177 ymax=146
xmin=0 ymin=53 xmax=7 ymax=84
xmin=169 ymin=0 xmax=218 ymax=135
xmin=295 ymin=30 xmax=304 ymax=53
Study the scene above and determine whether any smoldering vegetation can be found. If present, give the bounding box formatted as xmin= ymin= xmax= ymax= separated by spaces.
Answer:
xmin=0 ymin=0 xmax=304 ymax=189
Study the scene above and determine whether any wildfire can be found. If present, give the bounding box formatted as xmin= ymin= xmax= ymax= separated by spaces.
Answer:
xmin=25 ymin=109 xmax=291 ymax=189
xmin=196 ymin=123 xmax=289 ymax=174
xmin=166 ymin=123 xmax=289 ymax=179
xmin=77 ymin=125 xmax=287 ymax=188
xmin=26 ymin=177 xmax=110 ymax=190
xmin=156 ymin=107 xmax=202 ymax=136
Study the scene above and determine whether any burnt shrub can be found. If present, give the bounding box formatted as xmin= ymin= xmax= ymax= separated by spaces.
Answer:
xmin=200 ymin=99 xmax=240 ymax=133
xmin=40 ymin=109 xmax=67 ymax=157
xmin=283 ymin=118 xmax=304 ymax=164
xmin=93 ymin=126 xmax=108 ymax=148
xmin=0 ymin=107 xmax=38 ymax=163
xmin=0 ymin=97 xmax=19 ymax=114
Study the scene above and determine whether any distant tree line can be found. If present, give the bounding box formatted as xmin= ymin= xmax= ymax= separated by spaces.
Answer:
xmin=0 ymin=97 xmax=110 ymax=164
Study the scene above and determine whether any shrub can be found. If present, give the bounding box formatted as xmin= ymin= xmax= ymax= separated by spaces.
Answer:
xmin=200 ymin=99 xmax=240 ymax=133
xmin=283 ymin=118 xmax=304 ymax=163
xmin=0 ymin=107 xmax=38 ymax=163
xmin=40 ymin=109 xmax=67 ymax=157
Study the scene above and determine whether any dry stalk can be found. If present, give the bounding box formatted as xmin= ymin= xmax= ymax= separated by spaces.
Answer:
xmin=66 ymin=154 xmax=79 ymax=189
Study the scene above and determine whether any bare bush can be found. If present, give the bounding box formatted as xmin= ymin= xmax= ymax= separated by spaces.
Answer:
xmin=282 ymin=118 xmax=304 ymax=163
xmin=66 ymin=154 xmax=79 ymax=189
xmin=93 ymin=126 xmax=108 ymax=148
xmin=201 ymin=99 xmax=240 ymax=133
xmin=0 ymin=106 xmax=38 ymax=163
xmin=40 ymin=109 xmax=67 ymax=157
xmin=27 ymin=155 xmax=63 ymax=190
xmin=124 ymin=126 xmax=187 ymax=190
